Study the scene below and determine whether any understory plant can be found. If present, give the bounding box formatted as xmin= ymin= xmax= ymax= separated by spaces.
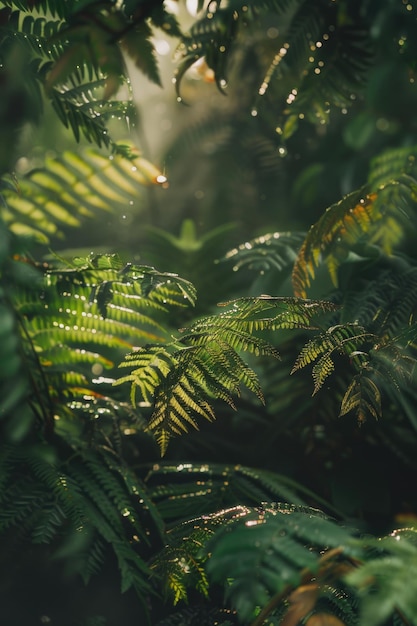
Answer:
xmin=1 ymin=1 xmax=417 ymax=625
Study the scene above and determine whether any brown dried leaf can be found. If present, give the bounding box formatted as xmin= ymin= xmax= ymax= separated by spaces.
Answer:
xmin=280 ymin=584 xmax=319 ymax=626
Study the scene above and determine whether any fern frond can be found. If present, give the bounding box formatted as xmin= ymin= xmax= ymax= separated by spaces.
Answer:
xmin=221 ymin=231 xmax=305 ymax=274
xmin=151 ymin=505 xmax=262 ymax=607
xmin=176 ymin=0 xmax=372 ymax=135
xmin=151 ymin=537 xmax=210 ymax=605
xmin=145 ymin=462 xmax=318 ymax=524
xmin=2 ymin=145 xmax=166 ymax=242
xmin=12 ymin=255 xmax=197 ymax=443
xmin=121 ymin=20 xmax=161 ymax=87
xmin=277 ymin=21 xmax=373 ymax=130
xmin=369 ymin=145 xmax=417 ymax=191
xmin=346 ymin=530 xmax=417 ymax=626
xmin=148 ymin=350 xmax=219 ymax=455
xmin=315 ymin=585 xmax=359 ymax=626
xmin=0 ymin=9 xmax=63 ymax=58
xmin=292 ymin=324 xmax=375 ymax=394
xmin=190 ymin=296 xmax=338 ymax=335
xmin=182 ymin=326 xmax=279 ymax=357
xmin=293 ymin=145 xmax=417 ymax=297
xmin=120 ymin=339 xmax=274 ymax=456
xmin=340 ymin=372 xmax=382 ymax=423
xmin=118 ymin=345 xmax=262 ymax=455
xmin=49 ymin=86 xmax=136 ymax=149
xmin=370 ymin=339 xmax=417 ymax=393
xmin=175 ymin=4 xmax=238 ymax=96
xmin=117 ymin=295 xmax=339 ymax=454
xmin=202 ymin=506 xmax=355 ymax=623
xmin=292 ymin=189 xmax=380 ymax=297
xmin=1 ymin=1 xmax=79 ymax=19
xmin=116 ymin=345 xmax=178 ymax=406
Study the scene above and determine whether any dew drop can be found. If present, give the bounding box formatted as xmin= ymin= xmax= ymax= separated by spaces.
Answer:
xmin=267 ymin=27 xmax=279 ymax=39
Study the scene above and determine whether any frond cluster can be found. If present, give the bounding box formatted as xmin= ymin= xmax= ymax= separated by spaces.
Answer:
xmin=176 ymin=0 xmax=373 ymax=133
xmin=151 ymin=503 xmax=354 ymax=622
xmin=1 ymin=1 xmax=181 ymax=151
xmin=10 ymin=255 xmax=196 ymax=449
xmin=117 ymin=296 xmax=337 ymax=454
xmin=0 ymin=444 xmax=163 ymax=602
xmin=291 ymin=302 xmax=417 ymax=422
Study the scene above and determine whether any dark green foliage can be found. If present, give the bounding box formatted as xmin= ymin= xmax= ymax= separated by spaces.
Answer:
xmin=0 ymin=0 xmax=181 ymax=156
xmin=0 ymin=443 xmax=164 ymax=606
xmin=155 ymin=606 xmax=237 ymax=626
xmin=346 ymin=529 xmax=417 ymax=626
xmin=204 ymin=506 xmax=354 ymax=622
xmin=144 ymin=463 xmax=314 ymax=523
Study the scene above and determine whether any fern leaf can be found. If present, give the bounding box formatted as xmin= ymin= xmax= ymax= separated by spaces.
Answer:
xmin=340 ymin=373 xmax=382 ymax=423
xmin=148 ymin=357 xmax=217 ymax=456
xmin=175 ymin=5 xmax=238 ymax=97
xmin=292 ymin=190 xmax=379 ymax=297
xmin=119 ymin=338 xmax=269 ymax=456
xmin=1 ymin=9 xmax=64 ymax=58
xmin=121 ymin=21 xmax=161 ymax=87
xmin=145 ymin=462 xmax=312 ymax=524
xmin=369 ymin=145 xmax=417 ymax=191
xmin=278 ymin=21 xmax=373 ymax=130
xmin=312 ymin=353 xmax=336 ymax=395
xmin=221 ymin=231 xmax=305 ymax=273
xmin=205 ymin=507 xmax=355 ymax=622
xmin=44 ymin=10 xmax=125 ymax=96
xmin=182 ymin=326 xmax=279 ymax=357
xmin=346 ymin=531 xmax=417 ymax=626
xmin=193 ymin=296 xmax=338 ymax=334
xmin=116 ymin=295 xmax=338 ymax=454
xmin=293 ymin=147 xmax=417 ymax=297
xmin=116 ymin=345 xmax=175 ymax=404
xmin=151 ymin=540 xmax=210 ymax=605
xmin=1 ymin=1 xmax=78 ymax=20
xmin=292 ymin=324 xmax=375 ymax=398
xmin=292 ymin=325 xmax=373 ymax=373
xmin=50 ymin=86 xmax=137 ymax=148
xmin=2 ymin=146 xmax=166 ymax=242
